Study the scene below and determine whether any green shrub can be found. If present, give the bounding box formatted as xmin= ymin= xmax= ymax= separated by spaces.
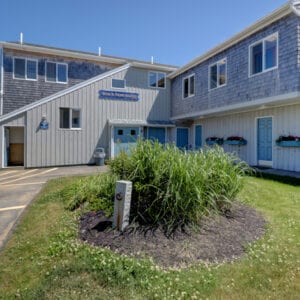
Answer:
xmin=63 ymin=173 xmax=116 ymax=215
xmin=109 ymin=140 xmax=250 ymax=232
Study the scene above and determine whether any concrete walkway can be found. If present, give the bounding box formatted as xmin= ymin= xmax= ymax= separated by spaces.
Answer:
xmin=0 ymin=165 xmax=108 ymax=252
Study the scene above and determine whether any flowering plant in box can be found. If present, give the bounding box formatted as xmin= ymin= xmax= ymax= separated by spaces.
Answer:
xmin=205 ymin=137 xmax=224 ymax=145
xmin=226 ymin=136 xmax=245 ymax=141
xmin=225 ymin=136 xmax=247 ymax=145
xmin=276 ymin=135 xmax=300 ymax=143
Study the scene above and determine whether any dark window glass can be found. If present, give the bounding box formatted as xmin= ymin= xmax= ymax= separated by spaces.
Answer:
xmin=57 ymin=64 xmax=67 ymax=83
xmin=190 ymin=75 xmax=195 ymax=95
xmin=112 ymin=79 xmax=125 ymax=88
xmin=72 ymin=109 xmax=80 ymax=128
xmin=252 ymin=43 xmax=263 ymax=74
xmin=27 ymin=60 xmax=37 ymax=79
xmin=183 ymin=78 xmax=189 ymax=98
xmin=46 ymin=62 xmax=56 ymax=82
xmin=157 ymin=72 xmax=165 ymax=88
xmin=219 ymin=61 xmax=226 ymax=86
xmin=60 ymin=108 xmax=70 ymax=128
xmin=149 ymin=72 xmax=157 ymax=87
xmin=265 ymin=38 xmax=277 ymax=70
xmin=118 ymin=129 xmax=123 ymax=135
xmin=130 ymin=130 xmax=136 ymax=136
xmin=14 ymin=58 xmax=26 ymax=79
xmin=210 ymin=64 xmax=217 ymax=89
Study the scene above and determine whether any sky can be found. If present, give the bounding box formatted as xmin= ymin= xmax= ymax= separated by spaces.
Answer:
xmin=0 ymin=0 xmax=288 ymax=66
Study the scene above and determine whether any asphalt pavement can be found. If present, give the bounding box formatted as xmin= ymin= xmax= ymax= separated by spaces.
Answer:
xmin=0 ymin=165 xmax=108 ymax=251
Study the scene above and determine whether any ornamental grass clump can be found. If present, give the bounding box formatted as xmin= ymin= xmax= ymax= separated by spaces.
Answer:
xmin=110 ymin=140 xmax=250 ymax=232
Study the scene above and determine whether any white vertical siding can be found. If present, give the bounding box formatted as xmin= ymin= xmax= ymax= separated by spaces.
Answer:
xmin=191 ymin=103 xmax=300 ymax=171
xmin=25 ymin=68 xmax=171 ymax=167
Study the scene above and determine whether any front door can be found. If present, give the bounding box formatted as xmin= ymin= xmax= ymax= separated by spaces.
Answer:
xmin=176 ymin=128 xmax=189 ymax=150
xmin=113 ymin=127 xmax=139 ymax=157
xmin=195 ymin=125 xmax=202 ymax=149
xmin=257 ymin=117 xmax=273 ymax=166
xmin=4 ymin=128 xmax=9 ymax=167
xmin=148 ymin=127 xmax=166 ymax=144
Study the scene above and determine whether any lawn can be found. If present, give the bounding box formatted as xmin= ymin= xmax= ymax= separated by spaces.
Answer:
xmin=0 ymin=175 xmax=299 ymax=299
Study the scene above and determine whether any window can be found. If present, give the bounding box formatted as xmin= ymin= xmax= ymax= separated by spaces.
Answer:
xmin=250 ymin=33 xmax=278 ymax=76
xmin=46 ymin=62 xmax=68 ymax=83
xmin=209 ymin=58 xmax=227 ymax=90
xmin=183 ymin=74 xmax=195 ymax=99
xmin=13 ymin=58 xmax=37 ymax=80
xmin=112 ymin=79 xmax=125 ymax=89
xmin=148 ymin=72 xmax=166 ymax=88
xmin=59 ymin=108 xmax=81 ymax=129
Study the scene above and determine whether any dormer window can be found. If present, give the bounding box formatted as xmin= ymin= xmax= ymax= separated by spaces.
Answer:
xmin=13 ymin=58 xmax=37 ymax=80
xmin=46 ymin=62 xmax=68 ymax=83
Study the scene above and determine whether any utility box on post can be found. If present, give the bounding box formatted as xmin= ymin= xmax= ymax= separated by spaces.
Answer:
xmin=113 ymin=180 xmax=132 ymax=231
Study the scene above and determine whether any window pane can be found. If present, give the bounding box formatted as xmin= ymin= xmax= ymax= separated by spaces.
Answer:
xmin=183 ymin=78 xmax=189 ymax=98
xmin=265 ymin=37 xmax=277 ymax=70
xmin=112 ymin=79 xmax=125 ymax=88
xmin=157 ymin=72 xmax=165 ymax=88
xmin=14 ymin=58 xmax=25 ymax=79
xmin=57 ymin=64 xmax=67 ymax=83
xmin=27 ymin=60 xmax=37 ymax=80
xmin=46 ymin=62 xmax=56 ymax=82
xmin=219 ymin=60 xmax=226 ymax=86
xmin=189 ymin=76 xmax=195 ymax=95
xmin=252 ymin=43 xmax=263 ymax=74
xmin=149 ymin=72 xmax=157 ymax=87
xmin=71 ymin=109 xmax=80 ymax=128
xmin=60 ymin=108 xmax=70 ymax=128
xmin=210 ymin=64 xmax=217 ymax=89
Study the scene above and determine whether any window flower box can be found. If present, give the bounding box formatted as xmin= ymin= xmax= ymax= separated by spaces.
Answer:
xmin=224 ymin=136 xmax=247 ymax=146
xmin=205 ymin=137 xmax=224 ymax=146
xmin=276 ymin=135 xmax=300 ymax=147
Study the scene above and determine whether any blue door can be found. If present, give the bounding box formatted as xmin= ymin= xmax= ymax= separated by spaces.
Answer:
xmin=176 ymin=128 xmax=189 ymax=149
xmin=148 ymin=127 xmax=166 ymax=144
xmin=114 ymin=127 xmax=139 ymax=156
xmin=257 ymin=117 xmax=272 ymax=164
xmin=195 ymin=125 xmax=202 ymax=149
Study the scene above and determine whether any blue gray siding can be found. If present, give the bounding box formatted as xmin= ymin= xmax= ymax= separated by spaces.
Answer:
xmin=2 ymin=50 xmax=114 ymax=114
xmin=171 ymin=14 xmax=300 ymax=118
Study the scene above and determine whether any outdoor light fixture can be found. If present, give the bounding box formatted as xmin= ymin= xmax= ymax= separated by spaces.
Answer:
xmin=290 ymin=0 xmax=300 ymax=16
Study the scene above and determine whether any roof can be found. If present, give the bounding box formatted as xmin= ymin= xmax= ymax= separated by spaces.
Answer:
xmin=0 ymin=41 xmax=178 ymax=72
xmin=168 ymin=2 xmax=293 ymax=79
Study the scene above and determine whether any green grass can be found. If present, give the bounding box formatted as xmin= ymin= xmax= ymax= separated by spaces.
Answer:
xmin=0 ymin=176 xmax=300 ymax=299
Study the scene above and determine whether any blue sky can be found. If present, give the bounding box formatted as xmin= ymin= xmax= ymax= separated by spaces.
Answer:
xmin=1 ymin=0 xmax=287 ymax=66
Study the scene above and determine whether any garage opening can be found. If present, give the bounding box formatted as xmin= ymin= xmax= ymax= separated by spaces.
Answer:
xmin=4 ymin=127 xmax=24 ymax=167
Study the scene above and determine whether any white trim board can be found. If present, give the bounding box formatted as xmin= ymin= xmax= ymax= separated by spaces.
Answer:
xmin=170 ymin=91 xmax=300 ymax=121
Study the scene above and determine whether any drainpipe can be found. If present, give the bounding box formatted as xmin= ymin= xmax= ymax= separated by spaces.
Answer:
xmin=0 ymin=46 xmax=3 ymax=116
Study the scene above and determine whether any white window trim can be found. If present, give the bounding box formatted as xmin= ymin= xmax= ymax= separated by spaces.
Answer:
xmin=148 ymin=71 xmax=166 ymax=89
xmin=45 ymin=61 xmax=68 ymax=84
xmin=249 ymin=32 xmax=279 ymax=78
xmin=209 ymin=58 xmax=227 ymax=91
xmin=59 ymin=107 xmax=81 ymax=130
xmin=182 ymin=74 xmax=195 ymax=99
xmin=13 ymin=57 xmax=38 ymax=81
xmin=111 ymin=78 xmax=126 ymax=89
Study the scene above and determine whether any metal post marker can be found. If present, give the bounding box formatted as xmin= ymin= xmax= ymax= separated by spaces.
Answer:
xmin=113 ymin=181 xmax=132 ymax=231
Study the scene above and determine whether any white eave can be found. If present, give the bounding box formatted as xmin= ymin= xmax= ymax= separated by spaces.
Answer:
xmin=108 ymin=119 xmax=175 ymax=127
xmin=171 ymin=92 xmax=300 ymax=120
xmin=168 ymin=3 xmax=292 ymax=79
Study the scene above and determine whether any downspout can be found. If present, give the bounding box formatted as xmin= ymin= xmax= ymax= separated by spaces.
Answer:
xmin=0 ymin=46 xmax=3 ymax=116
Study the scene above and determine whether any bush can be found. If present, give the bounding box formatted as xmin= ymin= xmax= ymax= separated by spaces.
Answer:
xmin=63 ymin=173 xmax=116 ymax=216
xmin=109 ymin=140 xmax=250 ymax=232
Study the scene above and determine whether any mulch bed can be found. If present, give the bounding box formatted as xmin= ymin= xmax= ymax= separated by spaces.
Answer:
xmin=79 ymin=203 xmax=266 ymax=268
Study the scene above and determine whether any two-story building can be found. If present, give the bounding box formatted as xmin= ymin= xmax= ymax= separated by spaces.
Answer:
xmin=170 ymin=1 xmax=300 ymax=172
xmin=1 ymin=1 xmax=300 ymax=172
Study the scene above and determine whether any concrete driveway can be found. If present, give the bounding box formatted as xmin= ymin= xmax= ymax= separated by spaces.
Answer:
xmin=0 ymin=165 xmax=108 ymax=251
